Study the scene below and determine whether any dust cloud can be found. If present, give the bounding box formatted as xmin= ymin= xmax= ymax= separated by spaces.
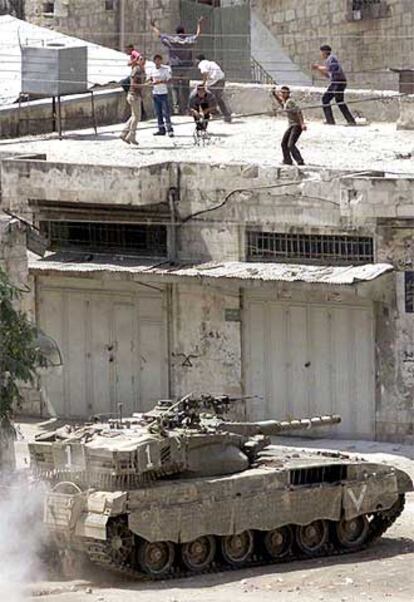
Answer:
xmin=0 ymin=477 xmax=46 ymax=602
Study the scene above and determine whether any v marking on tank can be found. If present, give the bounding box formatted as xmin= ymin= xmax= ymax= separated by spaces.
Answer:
xmin=347 ymin=484 xmax=368 ymax=511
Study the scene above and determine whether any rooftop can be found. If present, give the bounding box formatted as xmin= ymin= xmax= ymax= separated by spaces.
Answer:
xmin=0 ymin=15 xmax=128 ymax=106
xmin=0 ymin=115 xmax=413 ymax=174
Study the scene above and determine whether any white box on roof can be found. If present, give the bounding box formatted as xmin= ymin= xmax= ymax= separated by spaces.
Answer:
xmin=21 ymin=44 xmax=88 ymax=96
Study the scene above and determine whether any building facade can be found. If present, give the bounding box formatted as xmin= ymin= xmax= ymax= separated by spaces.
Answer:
xmin=20 ymin=0 xmax=180 ymax=54
xmin=0 ymin=153 xmax=413 ymax=443
xmin=252 ymin=0 xmax=414 ymax=90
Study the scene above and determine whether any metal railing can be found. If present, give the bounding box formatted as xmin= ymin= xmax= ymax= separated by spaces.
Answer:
xmin=250 ymin=56 xmax=277 ymax=86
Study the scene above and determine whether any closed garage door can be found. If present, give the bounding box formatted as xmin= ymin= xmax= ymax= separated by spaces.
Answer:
xmin=244 ymin=298 xmax=375 ymax=439
xmin=38 ymin=283 xmax=168 ymax=417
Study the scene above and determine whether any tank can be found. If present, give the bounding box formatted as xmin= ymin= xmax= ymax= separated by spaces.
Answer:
xmin=29 ymin=394 xmax=413 ymax=578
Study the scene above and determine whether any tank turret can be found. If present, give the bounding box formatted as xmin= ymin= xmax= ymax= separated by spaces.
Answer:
xmin=29 ymin=394 xmax=341 ymax=488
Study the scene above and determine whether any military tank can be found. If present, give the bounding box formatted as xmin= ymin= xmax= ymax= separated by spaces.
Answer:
xmin=29 ymin=394 xmax=413 ymax=578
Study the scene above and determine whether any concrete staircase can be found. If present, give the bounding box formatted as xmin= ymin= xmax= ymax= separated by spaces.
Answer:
xmin=251 ymin=12 xmax=312 ymax=86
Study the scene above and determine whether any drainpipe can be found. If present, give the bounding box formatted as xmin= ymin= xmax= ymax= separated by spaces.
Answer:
xmin=167 ymin=186 xmax=178 ymax=264
xmin=118 ymin=0 xmax=126 ymax=51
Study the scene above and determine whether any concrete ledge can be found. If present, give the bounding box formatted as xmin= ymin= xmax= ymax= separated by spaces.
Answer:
xmin=0 ymin=88 xmax=129 ymax=138
xmin=397 ymin=95 xmax=414 ymax=130
xmin=225 ymin=82 xmax=401 ymax=124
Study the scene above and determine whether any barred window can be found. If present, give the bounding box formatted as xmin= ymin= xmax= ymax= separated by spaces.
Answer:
xmin=40 ymin=221 xmax=167 ymax=257
xmin=349 ymin=0 xmax=388 ymax=19
xmin=246 ymin=231 xmax=374 ymax=264
xmin=405 ymin=272 xmax=414 ymax=314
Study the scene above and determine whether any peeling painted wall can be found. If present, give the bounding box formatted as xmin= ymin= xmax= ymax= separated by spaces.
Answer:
xmin=170 ymin=283 xmax=243 ymax=406
xmin=375 ymin=223 xmax=414 ymax=441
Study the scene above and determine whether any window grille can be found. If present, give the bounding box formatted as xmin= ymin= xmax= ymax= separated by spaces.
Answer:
xmin=348 ymin=0 xmax=388 ymax=20
xmin=40 ymin=221 xmax=167 ymax=257
xmin=246 ymin=231 xmax=374 ymax=264
xmin=43 ymin=2 xmax=54 ymax=14
xmin=405 ymin=272 xmax=414 ymax=314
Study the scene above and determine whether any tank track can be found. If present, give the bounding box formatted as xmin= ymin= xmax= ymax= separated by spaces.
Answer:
xmin=85 ymin=494 xmax=405 ymax=581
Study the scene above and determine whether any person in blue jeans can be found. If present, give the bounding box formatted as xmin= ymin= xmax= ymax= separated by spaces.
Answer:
xmin=149 ymin=54 xmax=174 ymax=137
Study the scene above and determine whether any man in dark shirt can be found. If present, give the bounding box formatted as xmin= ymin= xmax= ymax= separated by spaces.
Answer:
xmin=189 ymin=84 xmax=217 ymax=131
xmin=151 ymin=18 xmax=204 ymax=115
xmin=312 ymin=44 xmax=356 ymax=125
xmin=272 ymin=86 xmax=306 ymax=166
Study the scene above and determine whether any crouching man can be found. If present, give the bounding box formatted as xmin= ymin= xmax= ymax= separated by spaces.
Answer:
xmin=272 ymin=86 xmax=306 ymax=166
xmin=189 ymin=84 xmax=217 ymax=131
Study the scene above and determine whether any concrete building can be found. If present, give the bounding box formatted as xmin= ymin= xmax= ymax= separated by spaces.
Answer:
xmin=0 ymin=107 xmax=413 ymax=443
xmin=252 ymin=0 xmax=414 ymax=90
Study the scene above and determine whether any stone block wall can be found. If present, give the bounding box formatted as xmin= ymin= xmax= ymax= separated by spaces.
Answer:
xmin=375 ymin=225 xmax=414 ymax=441
xmin=0 ymin=215 xmax=28 ymax=291
xmin=397 ymin=95 xmax=414 ymax=130
xmin=252 ymin=0 xmax=414 ymax=90
xmin=24 ymin=0 xmax=181 ymax=58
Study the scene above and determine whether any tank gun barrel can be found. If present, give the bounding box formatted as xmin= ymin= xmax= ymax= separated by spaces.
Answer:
xmin=217 ymin=415 xmax=341 ymax=437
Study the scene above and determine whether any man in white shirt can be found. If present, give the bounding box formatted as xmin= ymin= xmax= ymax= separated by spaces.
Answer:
xmin=196 ymin=54 xmax=232 ymax=123
xmin=148 ymin=54 xmax=174 ymax=137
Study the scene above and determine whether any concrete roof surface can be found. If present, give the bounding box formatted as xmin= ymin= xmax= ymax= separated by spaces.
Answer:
xmin=0 ymin=15 xmax=129 ymax=106
xmin=29 ymin=253 xmax=393 ymax=285
xmin=1 ymin=116 xmax=413 ymax=173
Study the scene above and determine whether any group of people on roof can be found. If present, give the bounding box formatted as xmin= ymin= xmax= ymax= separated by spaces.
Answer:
xmin=120 ymin=17 xmax=231 ymax=146
xmin=120 ymin=19 xmax=356 ymax=170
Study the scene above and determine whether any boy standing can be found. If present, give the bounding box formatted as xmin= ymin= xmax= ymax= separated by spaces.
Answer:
xmin=272 ymin=86 xmax=306 ymax=166
xmin=120 ymin=55 xmax=145 ymax=145
xmin=150 ymin=54 xmax=174 ymax=137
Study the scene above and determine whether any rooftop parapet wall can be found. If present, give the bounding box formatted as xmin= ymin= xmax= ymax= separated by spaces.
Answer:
xmin=0 ymin=83 xmax=407 ymax=140
xmin=341 ymin=177 xmax=414 ymax=220
xmin=0 ymin=159 xmax=175 ymax=217
xmin=397 ymin=95 xmax=414 ymax=130
xmin=225 ymin=83 xmax=402 ymax=124
xmin=0 ymin=89 xmax=128 ymax=139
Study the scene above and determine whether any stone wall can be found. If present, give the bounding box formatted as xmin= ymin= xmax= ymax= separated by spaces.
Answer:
xmin=170 ymin=282 xmax=243 ymax=404
xmin=375 ymin=225 xmax=414 ymax=441
xmin=24 ymin=0 xmax=181 ymax=57
xmin=0 ymin=215 xmax=27 ymax=290
xmin=397 ymin=95 xmax=414 ymax=130
xmin=0 ymin=0 xmax=24 ymax=18
xmin=226 ymin=83 xmax=402 ymax=123
xmin=252 ymin=0 xmax=414 ymax=91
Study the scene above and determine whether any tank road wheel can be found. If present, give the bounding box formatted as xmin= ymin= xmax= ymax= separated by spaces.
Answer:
xmin=335 ymin=515 xmax=369 ymax=550
xmin=138 ymin=541 xmax=176 ymax=577
xmin=263 ymin=526 xmax=293 ymax=560
xmin=295 ymin=520 xmax=329 ymax=556
xmin=220 ymin=531 xmax=254 ymax=567
xmin=106 ymin=517 xmax=135 ymax=566
xmin=181 ymin=536 xmax=216 ymax=571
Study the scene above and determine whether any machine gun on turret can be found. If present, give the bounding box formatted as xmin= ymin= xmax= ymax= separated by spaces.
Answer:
xmin=147 ymin=393 xmax=258 ymax=432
